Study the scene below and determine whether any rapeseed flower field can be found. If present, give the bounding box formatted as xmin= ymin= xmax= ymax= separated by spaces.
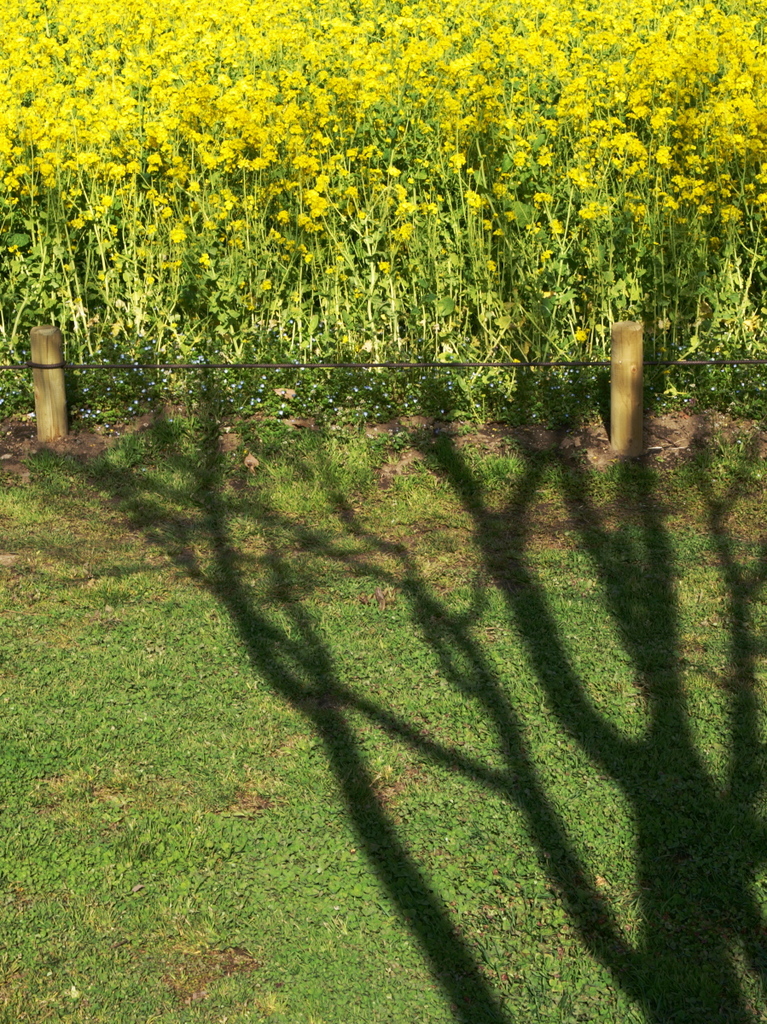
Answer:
xmin=0 ymin=0 xmax=766 ymax=366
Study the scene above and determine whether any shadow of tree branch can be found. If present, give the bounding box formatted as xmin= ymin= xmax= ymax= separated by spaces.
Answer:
xmin=422 ymin=434 xmax=767 ymax=1022
xmin=90 ymin=393 xmax=508 ymax=1023
xmin=88 ymin=389 xmax=767 ymax=1023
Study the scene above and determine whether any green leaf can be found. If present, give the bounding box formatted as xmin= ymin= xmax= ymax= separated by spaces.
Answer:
xmin=435 ymin=296 xmax=456 ymax=317
xmin=510 ymin=202 xmax=535 ymax=227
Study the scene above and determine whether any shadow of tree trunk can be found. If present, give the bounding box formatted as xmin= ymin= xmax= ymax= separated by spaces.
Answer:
xmin=420 ymin=434 xmax=767 ymax=1021
xmin=90 ymin=381 xmax=508 ymax=1023
xmin=89 ymin=375 xmax=767 ymax=1022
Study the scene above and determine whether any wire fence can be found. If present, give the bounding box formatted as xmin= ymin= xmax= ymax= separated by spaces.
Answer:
xmin=4 ymin=358 xmax=767 ymax=371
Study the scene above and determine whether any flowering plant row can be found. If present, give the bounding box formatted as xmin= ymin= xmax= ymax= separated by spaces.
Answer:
xmin=0 ymin=0 xmax=765 ymax=370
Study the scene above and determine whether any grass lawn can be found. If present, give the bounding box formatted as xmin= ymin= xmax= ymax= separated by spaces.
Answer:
xmin=1 ymin=405 xmax=767 ymax=1023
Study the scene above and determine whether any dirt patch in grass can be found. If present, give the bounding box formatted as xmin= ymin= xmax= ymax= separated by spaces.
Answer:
xmin=32 ymin=770 xmax=197 ymax=821
xmin=366 ymin=410 xmax=767 ymax=471
xmin=162 ymin=946 xmax=261 ymax=1007
xmin=456 ymin=410 xmax=767 ymax=471
xmin=3 ymin=408 xmax=766 ymax=481
xmin=224 ymin=787 xmax=275 ymax=816
xmin=0 ymin=964 xmax=24 ymax=1008
xmin=377 ymin=449 xmax=425 ymax=488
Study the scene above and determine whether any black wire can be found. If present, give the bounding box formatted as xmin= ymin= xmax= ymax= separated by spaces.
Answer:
xmin=3 ymin=360 xmax=605 ymax=370
xmin=3 ymin=358 xmax=767 ymax=371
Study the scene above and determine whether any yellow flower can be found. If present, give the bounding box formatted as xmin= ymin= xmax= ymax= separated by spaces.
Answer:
xmin=568 ymin=167 xmax=592 ymax=189
xmin=579 ymin=201 xmax=610 ymax=221
xmin=465 ymin=190 xmax=482 ymax=212
xmin=655 ymin=146 xmax=672 ymax=168
xmin=0 ymin=0 xmax=761 ymax=371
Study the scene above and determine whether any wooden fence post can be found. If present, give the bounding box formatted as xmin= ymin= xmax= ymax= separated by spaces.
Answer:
xmin=610 ymin=321 xmax=643 ymax=456
xmin=30 ymin=325 xmax=68 ymax=441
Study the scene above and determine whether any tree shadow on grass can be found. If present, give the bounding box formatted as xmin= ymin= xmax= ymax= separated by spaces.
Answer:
xmin=89 ymin=387 xmax=767 ymax=1022
xmin=89 ymin=397 xmax=508 ymax=1023
xmin=416 ymin=434 xmax=767 ymax=1022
